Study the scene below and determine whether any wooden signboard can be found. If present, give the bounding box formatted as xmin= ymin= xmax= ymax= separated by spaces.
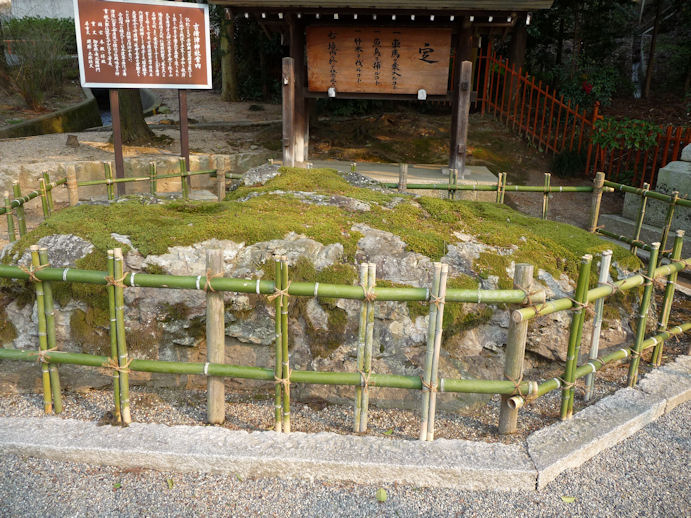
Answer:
xmin=73 ymin=0 xmax=212 ymax=89
xmin=306 ymin=27 xmax=452 ymax=95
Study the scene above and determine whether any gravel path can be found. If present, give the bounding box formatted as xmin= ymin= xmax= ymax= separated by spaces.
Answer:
xmin=0 ymin=401 xmax=688 ymax=517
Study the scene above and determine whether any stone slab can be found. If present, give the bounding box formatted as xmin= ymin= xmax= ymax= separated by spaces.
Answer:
xmin=682 ymin=144 xmax=691 ymax=162
xmin=597 ymin=213 xmax=691 ymax=258
xmin=526 ymin=388 xmax=666 ymax=489
xmin=637 ymin=355 xmax=691 ymax=413
xmin=0 ymin=416 xmax=537 ymax=491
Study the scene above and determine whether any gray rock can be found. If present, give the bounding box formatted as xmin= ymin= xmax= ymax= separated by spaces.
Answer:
xmin=17 ymin=234 xmax=94 ymax=267
xmin=243 ymin=163 xmax=281 ymax=186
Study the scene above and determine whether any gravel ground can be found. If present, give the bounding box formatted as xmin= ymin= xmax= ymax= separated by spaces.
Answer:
xmin=0 ymin=401 xmax=688 ymax=517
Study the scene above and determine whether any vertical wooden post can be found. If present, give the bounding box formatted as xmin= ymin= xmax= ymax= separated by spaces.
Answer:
xmin=449 ymin=61 xmax=473 ymax=174
xmin=289 ymin=15 xmax=306 ymax=164
xmin=12 ymin=183 xmax=26 ymax=237
xmin=4 ymin=193 xmax=16 ymax=243
xmin=282 ymin=57 xmax=296 ymax=168
xmin=628 ymin=243 xmax=660 ymax=386
xmin=67 ymin=167 xmax=79 ymax=207
xmin=584 ymin=250 xmax=612 ymax=401
xmin=178 ymin=90 xmax=191 ymax=171
xmin=631 ymin=183 xmax=650 ymax=255
xmin=588 ymin=172 xmax=606 ymax=232
xmin=179 ymin=159 xmax=190 ymax=201
xmin=104 ymin=162 xmax=115 ymax=201
xmin=542 ymin=173 xmax=551 ymax=220
xmin=499 ymin=263 xmax=533 ymax=434
xmin=652 ymin=230 xmax=684 ymax=366
xmin=206 ymin=249 xmax=225 ymax=424
xmin=398 ymin=163 xmax=408 ymax=192
xmin=109 ymin=89 xmax=126 ymax=197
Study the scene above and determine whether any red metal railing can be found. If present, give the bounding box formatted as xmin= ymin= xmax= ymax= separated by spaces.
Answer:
xmin=473 ymin=43 xmax=691 ymax=188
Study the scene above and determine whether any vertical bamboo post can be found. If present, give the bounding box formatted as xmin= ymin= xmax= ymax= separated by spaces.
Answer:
xmin=4 ymin=193 xmax=15 ymax=243
xmin=659 ymin=192 xmax=678 ymax=262
xmin=30 ymin=246 xmax=53 ymax=414
xmin=282 ymin=57 xmax=296 ymax=168
xmin=627 ymin=243 xmax=660 ymax=387
xmin=398 ymin=163 xmax=408 ymax=193
xmin=12 ymin=184 xmax=27 ymax=237
xmin=66 ymin=167 xmax=79 ymax=207
xmin=631 ymin=183 xmax=650 ymax=255
xmin=542 ymin=173 xmax=551 ymax=220
xmin=104 ymin=162 xmax=115 ymax=201
xmin=149 ymin=162 xmax=157 ymax=197
xmin=273 ymin=257 xmax=283 ymax=432
xmin=449 ymin=168 xmax=458 ymax=200
xmin=419 ymin=263 xmax=442 ymax=440
xmin=652 ymin=230 xmax=684 ymax=366
xmin=495 ymin=172 xmax=504 ymax=203
xmin=106 ymin=250 xmax=121 ymax=423
xmin=354 ymin=262 xmax=368 ymax=432
xmin=350 ymin=162 xmax=357 ymax=173
xmin=179 ymin=159 xmax=190 ymax=201
xmin=561 ymin=254 xmax=593 ymax=420
xmin=42 ymin=172 xmax=54 ymax=212
xmin=38 ymin=247 xmax=62 ymax=414
xmin=584 ymin=250 xmax=612 ymax=401
xmin=359 ymin=262 xmax=376 ymax=433
xmin=499 ymin=263 xmax=534 ymax=434
xmin=588 ymin=172 xmax=606 ymax=232
xmin=216 ymin=165 xmax=226 ymax=202
xmin=113 ymin=248 xmax=131 ymax=425
xmin=425 ymin=263 xmax=448 ymax=441
xmin=206 ymin=249 xmax=225 ymax=424
xmin=280 ymin=256 xmax=291 ymax=432
xmin=500 ymin=173 xmax=508 ymax=204
xmin=39 ymin=179 xmax=51 ymax=219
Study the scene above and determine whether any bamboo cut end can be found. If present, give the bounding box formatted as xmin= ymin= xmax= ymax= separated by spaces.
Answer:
xmin=507 ymin=396 xmax=524 ymax=410
xmin=676 ymin=230 xmax=685 ymax=238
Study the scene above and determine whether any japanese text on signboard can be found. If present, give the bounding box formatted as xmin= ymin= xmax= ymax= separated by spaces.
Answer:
xmin=307 ymin=27 xmax=451 ymax=95
xmin=74 ymin=0 xmax=211 ymax=89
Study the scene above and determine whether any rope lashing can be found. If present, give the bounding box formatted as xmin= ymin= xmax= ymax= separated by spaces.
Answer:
xmin=359 ymin=369 xmax=373 ymax=389
xmin=105 ymin=272 xmax=129 ymax=289
xmin=19 ymin=264 xmax=47 ymax=283
xmin=567 ymin=297 xmax=594 ymax=317
xmin=268 ymin=281 xmax=292 ymax=302
xmin=29 ymin=346 xmax=58 ymax=363
xmin=429 ymin=295 xmax=445 ymax=308
xmin=203 ymin=269 xmax=223 ymax=292
xmin=101 ymin=357 xmax=133 ymax=375
xmin=419 ymin=376 xmax=437 ymax=393
xmin=505 ymin=373 xmax=524 ymax=397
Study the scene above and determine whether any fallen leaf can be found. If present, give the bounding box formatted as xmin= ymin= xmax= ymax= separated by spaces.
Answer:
xmin=561 ymin=496 xmax=576 ymax=503
xmin=167 ymin=478 xmax=174 ymax=490
xmin=113 ymin=482 xmax=122 ymax=490
xmin=376 ymin=488 xmax=388 ymax=503
xmin=383 ymin=429 xmax=394 ymax=436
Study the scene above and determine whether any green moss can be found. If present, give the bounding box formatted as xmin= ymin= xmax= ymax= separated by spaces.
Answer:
xmin=0 ymin=294 xmax=17 ymax=344
xmin=143 ymin=263 xmax=165 ymax=275
xmin=70 ymin=307 xmax=110 ymax=355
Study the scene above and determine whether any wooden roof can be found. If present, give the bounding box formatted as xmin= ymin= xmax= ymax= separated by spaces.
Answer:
xmin=209 ymin=1 xmax=554 ymax=12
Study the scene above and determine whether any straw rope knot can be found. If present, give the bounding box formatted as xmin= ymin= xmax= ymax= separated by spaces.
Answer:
xmin=274 ymin=368 xmax=292 ymax=394
xmin=101 ymin=357 xmax=133 ymax=375
xmin=518 ymin=287 xmax=547 ymax=315
xmin=429 ymin=295 xmax=445 ymax=308
xmin=419 ymin=376 xmax=437 ymax=393
xmin=19 ymin=264 xmax=47 ymax=283
xmin=268 ymin=281 xmax=292 ymax=302
xmin=359 ymin=369 xmax=373 ymax=389
xmin=364 ymin=289 xmax=377 ymax=303
xmin=105 ymin=273 xmax=129 ymax=289
xmin=567 ymin=297 xmax=594 ymax=317
xmin=29 ymin=346 xmax=57 ymax=363
xmin=558 ymin=377 xmax=575 ymax=391
xmin=505 ymin=373 xmax=524 ymax=397
xmin=203 ymin=269 xmax=223 ymax=292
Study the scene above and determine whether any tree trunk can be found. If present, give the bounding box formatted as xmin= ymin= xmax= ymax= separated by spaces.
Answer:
xmin=220 ymin=8 xmax=239 ymax=102
xmin=571 ymin=4 xmax=580 ymax=78
xmin=556 ymin=17 xmax=564 ymax=66
xmin=643 ymin=0 xmax=662 ymax=99
xmin=116 ymin=89 xmax=155 ymax=145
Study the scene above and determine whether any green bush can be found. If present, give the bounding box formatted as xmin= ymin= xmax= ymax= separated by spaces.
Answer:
xmin=0 ymin=17 xmax=76 ymax=109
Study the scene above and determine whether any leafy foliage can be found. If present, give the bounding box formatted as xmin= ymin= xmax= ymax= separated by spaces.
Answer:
xmin=591 ymin=117 xmax=663 ymax=151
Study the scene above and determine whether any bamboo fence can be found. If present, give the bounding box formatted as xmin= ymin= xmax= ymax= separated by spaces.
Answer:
xmin=473 ymin=44 xmax=691 ymax=188
xmin=0 ymin=234 xmax=687 ymax=435
xmin=1 ymin=160 xmax=243 ymax=243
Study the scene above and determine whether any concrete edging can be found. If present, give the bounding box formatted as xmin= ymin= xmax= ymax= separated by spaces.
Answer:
xmin=0 ymin=355 xmax=688 ymax=491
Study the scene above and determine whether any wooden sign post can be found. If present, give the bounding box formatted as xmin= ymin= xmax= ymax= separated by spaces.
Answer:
xmin=73 ymin=0 xmax=211 ymax=191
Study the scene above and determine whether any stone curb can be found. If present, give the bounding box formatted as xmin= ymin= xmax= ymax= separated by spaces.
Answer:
xmin=0 ymin=355 xmax=688 ymax=492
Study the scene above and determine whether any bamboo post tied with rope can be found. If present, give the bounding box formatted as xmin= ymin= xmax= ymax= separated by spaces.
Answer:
xmin=542 ymin=173 xmax=551 ymax=220
xmin=499 ymin=263 xmax=534 ymax=434
xmin=111 ymin=248 xmax=131 ymax=425
xmin=106 ymin=250 xmax=121 ymax=424
xmin=30 ymin=246 xmax=53 ymax=414
xmin=419 ymin=263 xmax=442 ymax=440
xmin=424 ymin=263 xmax=448 ymax=441
xmin=38 ymin=247 xmax=63 ymax=413
xmin=356 ymin=262 xmax=376 ymax=433
xmin=627 ymin=243 xmax=660 ymax=387
xmin=4 ymin=192 xmax=15 ymax=243
xmin=273 ymin=256 xmax=283 ymax=432
xmin=354 ymin=262 xmax=368 ymax=432
xmin=12 ymin=183 xmax=27 ymax=237
xmin=66 ymin=166 xmax=79 ymax=207
xmin=584 ymin=250 xmax=612 ymax=401
xmin=631 ymin=183 xmax=650 ymax=255
xmin=652 ymin=231 xmax=684 ymax=366
xmin=561 ymin=254 xmax=592 ymax=420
